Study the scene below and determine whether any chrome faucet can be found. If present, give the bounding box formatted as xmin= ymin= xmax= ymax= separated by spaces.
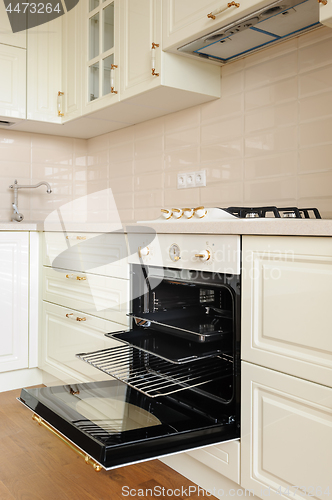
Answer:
xmin=9 ymin=179 xmax=52 ymax=222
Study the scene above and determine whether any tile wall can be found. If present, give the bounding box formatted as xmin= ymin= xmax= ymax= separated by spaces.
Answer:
xmin=1 ymin=26 xmax=332 ymax=223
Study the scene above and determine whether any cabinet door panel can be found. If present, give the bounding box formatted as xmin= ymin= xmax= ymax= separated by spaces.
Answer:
xmin=0 ymin=2 xmax=26 ymax=48
xmin=241 ymin=362 xmax=332 ymax=500
xmin=43 ymin=266 xmax=129 ymax=325
xmin=0 ymin=233 xmax=28 ymax=373
xmin=187 ymin=440 xmax=240 ymax=484
xmin=0 ymin=44 xmax=26 ymax=119
xmin=27 ymin=17 xmax=62 ymax=122
xmin=43 ymin=232 xmax=129 ymax=279
xmin=242 ymin=236 xmax=332 ymax=388
xmin=120 ymin=0 xmax=161 ymax=100
xmin=41 ymin=301 xmax=123 ymax=383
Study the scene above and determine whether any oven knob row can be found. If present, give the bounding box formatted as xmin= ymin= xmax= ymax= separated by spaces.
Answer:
xmin=161 ymin=207 xmax=207 ymax=219
xmin=138 ymin=246 xmax=149 ymax=258
xmin=195 ymin=250 xmax=211 ymax=262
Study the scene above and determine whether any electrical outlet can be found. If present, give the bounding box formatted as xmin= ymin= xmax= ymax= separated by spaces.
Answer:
xmin=195 ymin=170 xmax=206 ymax=187
xmin=186 ymin=172 xmax=196 ymax=188
xmin=177 ymin=173 xmax=187 ymax=189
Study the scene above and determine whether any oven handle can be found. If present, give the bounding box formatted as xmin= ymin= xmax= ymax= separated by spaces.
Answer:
xmin=32 ymin=414 xmax=102 ymax=472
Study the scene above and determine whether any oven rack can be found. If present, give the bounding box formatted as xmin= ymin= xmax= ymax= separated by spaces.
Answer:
xmin=76 ymin=344 xmax=233 ymax=398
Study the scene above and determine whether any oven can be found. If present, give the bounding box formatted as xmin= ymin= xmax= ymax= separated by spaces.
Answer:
xmin=19 ymin=230 xmax=241 ymax=472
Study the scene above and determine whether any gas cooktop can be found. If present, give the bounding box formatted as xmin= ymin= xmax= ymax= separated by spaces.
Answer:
xmin=148 ymin=206 xmax=322 ymax=222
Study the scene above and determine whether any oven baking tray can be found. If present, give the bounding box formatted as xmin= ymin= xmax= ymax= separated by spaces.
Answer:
xmin=128 ymin=310 xmax=232 ymax=343
xmin=105 ymin=329 xmax=231 ymax=364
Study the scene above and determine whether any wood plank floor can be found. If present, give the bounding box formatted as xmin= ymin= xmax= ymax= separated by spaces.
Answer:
xmin=0 ymin=387 xmax=216 ymax=500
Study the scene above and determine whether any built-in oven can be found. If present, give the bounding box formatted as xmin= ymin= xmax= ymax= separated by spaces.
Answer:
xmin=19 ymin=230 xmax=241 ymax=472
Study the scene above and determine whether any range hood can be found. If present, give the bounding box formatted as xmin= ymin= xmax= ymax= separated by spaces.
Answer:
xmin=178 ymin=0 xmax=320 ymax=64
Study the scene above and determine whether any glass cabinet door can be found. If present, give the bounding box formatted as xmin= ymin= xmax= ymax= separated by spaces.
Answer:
xmin=87 ymin=0 xmax=116 ymax=102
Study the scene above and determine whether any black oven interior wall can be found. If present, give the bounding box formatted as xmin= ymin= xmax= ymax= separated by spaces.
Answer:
xmin=129 ymin=263 xmax=241 ymax=430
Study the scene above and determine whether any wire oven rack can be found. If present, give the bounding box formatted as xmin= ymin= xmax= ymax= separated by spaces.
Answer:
xmin=76 ymin=344 xmax=233 ymax=398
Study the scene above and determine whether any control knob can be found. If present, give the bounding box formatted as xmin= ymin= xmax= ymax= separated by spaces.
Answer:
xmin=195 ymin=250 xmax=211 ymax=262
xmin=161 ymin=209 xmax=172 ymax=219
xmin=172 ymin=208 xmax=183 ymax=219
xmin=138 ymin=246 xmax=149 ymax=258
xmin=194 ymin=206 xmax=207 ymax=218
xmin=183 ymin=208 xmax=194 ymax=219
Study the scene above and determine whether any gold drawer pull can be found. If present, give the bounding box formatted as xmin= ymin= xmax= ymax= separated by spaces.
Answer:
xmin=66 ymin=313 xmax=87 ymax=322
xmin=32 ymin=414 xmax=101 ymax=472
xmin=207 ymin=1 xmax=240 ymax=19
xmin=65 ymin=274 xmax=86 ymax=281
xmin=66 ymin=235 xmax=86 ymax=240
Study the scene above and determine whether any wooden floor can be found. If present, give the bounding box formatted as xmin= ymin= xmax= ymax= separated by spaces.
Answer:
xmin=0 ymin=387 xmax=215 ymax=500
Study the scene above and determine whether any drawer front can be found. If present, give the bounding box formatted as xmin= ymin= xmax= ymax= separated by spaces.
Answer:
xmin=43 ymin=232 xmax=129 ymax=279
xmin=241 ymin=361 xmax=332 ymax=500
xmin=41 ymin=301 xmax=124 ymax=383
xmin=186 ymin=440 xmax=240 ymax=484
xmin=242 ymin=236 xmax=332 ymax=388
xmin=43 ymin=266 xmax=130 ymax=325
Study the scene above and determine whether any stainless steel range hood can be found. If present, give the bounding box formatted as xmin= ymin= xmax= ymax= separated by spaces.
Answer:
xmin=178 ymin=0 xmax=320 ymax=64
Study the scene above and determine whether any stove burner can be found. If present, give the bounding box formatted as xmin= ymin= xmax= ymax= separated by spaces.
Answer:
xmin=224 ymin=206 xmax=321 ymax=219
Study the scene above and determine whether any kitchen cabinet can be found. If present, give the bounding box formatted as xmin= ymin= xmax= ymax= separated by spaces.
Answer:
xmin=27 ymin=16 xmax=62 ymax=123
xmin=0 ymin=44 xmax=26 ymax=121
xmin=82 ymin=0 xmax=120 ymax=114
xmin=319 ymin=0 xmax=332 ymax=29
xmin=0 ymin=232 xmax=29 ymax=373
xmin=41 ymin=231 xmax=130 ymax=383
xmin=241 ymin=236 xmax=332 ymax=388
xmin=0 ymin=1 xmax=26 ymax=48
xmin=162 ymin=0 xmax=273 ymax=51
xmin=241 ymin=361 xmax=332 ymax=499
xmin=61 ymin=0 xmax=83 ymax=122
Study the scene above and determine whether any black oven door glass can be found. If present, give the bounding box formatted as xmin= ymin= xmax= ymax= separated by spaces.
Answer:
xmin=19 ymin=379 xmax=239 ymax=470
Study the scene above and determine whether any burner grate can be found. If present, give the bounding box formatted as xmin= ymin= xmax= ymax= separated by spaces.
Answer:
xmin=76 ymin=345 xmax=233 ymax=398
xmin=225 ymin=206 xmax=321 ymax=219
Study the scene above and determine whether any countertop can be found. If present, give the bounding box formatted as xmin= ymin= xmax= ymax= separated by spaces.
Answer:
xmin=0 ymin=219 xmax=332 ymax=236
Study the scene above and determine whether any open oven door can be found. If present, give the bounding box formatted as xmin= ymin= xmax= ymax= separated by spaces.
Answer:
xmin=19 ymin=320 xmax=240 ymax=472
xmin=19 ymin=375 xmax=239 ymax=471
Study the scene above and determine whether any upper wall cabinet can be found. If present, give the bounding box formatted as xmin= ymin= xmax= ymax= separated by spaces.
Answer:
xmin=27 ymin=16 xmax=62 ymax=123
xmin=319 ymin=0 xmax=332 ymax=28
xmin=0 ymin=1 xmax=26 ymax=48
xmin=82 ymin=0 xmax=121 ymax=114
xmin=0 ymin=44 xmax=26 ymax=120
xmin=162 ymin=0 xmax=277 ymax=51
xmin=62 ymin=0 xmax=83 ymax=122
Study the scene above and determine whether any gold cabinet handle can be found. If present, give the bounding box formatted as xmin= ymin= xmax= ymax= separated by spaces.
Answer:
xmin=65 ymin=274 xmax=86 ymax=281
xmin=111 ymin=64 xmax=118 ymax=93
xmin=151 ymin=43 xmax=160 ymax=76
xmin=318 ymin=0 xmax=328 ymax=4
xmin=66 ymin=313 xmax=87 ymax=322
xmin=65 ymin=235 xmax=86 ymax=240
xmin=207 ymin=1 xmax=240 ymax=19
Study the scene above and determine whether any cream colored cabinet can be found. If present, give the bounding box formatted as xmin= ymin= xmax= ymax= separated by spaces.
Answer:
xmin=162 ymin=0 xmax=273 ymax=51
xmin=82 ymin=0 xmax=120 ymax=114
xmin=41 ymin=301 xmax=124 ymax=384
xmin=319 ymin=1 xmax=332 ymax=29
xmin=0 ymin=44 xmax=26 ymax=120
xmin=241 ymin=361 xmax=332 ymax=500
xmin=41 ymin=231 xmax=129 ymax=382
xmin=0 ymin=232 xmax=29 ymax=373
xmin=27 ymin=16 xmax=62 ymax=123
xmin=0 ymin=1 xmax=26 ymax=48
xmin=61 ymin=1 xmax=83 ymax=122
xmin=242 ymin=236 xmax=332 ymax=387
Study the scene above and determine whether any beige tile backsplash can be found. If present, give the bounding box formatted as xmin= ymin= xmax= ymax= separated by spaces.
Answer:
xmin=2 ymin=26 xmax=332 ymax=222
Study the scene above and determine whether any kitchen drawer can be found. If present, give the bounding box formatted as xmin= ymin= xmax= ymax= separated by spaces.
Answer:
xmin=242 ymin=236 xmax=332 ymax=388
xmin=241 ymin=361 xmax=332 ymax=499
xmin=43 ymin=232 xmax=129 ymax=279
xmin=40 ymin=301 xmax=124 ymax=384
xmin=43 ymin=266 xmax=130 ymax=325
xmin=186 ymin=440 xmax=240 ymax=484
